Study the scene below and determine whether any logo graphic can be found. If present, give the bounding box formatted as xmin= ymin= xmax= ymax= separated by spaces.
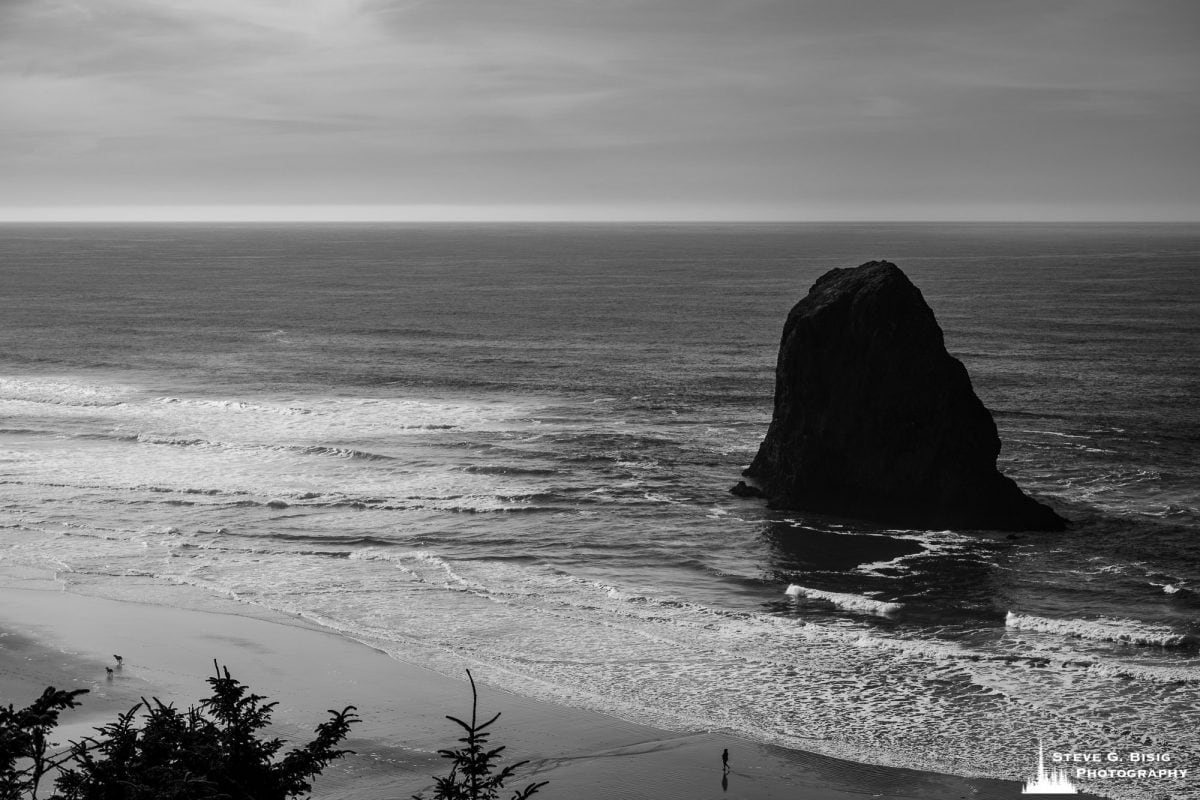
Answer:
xmin=1022 ymin=740 xmax=1080 ymax=794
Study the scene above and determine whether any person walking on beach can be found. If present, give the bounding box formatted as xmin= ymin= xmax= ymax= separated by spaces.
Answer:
xmin=722 ymin=748 xmax=729 ymax=773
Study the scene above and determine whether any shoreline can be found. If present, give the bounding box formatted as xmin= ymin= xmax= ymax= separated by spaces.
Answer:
xmin=0 ymin=583 xmax=1048 ymax=799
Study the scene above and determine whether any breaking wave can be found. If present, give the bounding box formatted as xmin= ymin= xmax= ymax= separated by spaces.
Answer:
xmin=0 ymin=377 xmax=132 ymax=407
xmin=785 ymin=583 xmax=904 ymax=616
xmin=154 ymin=397 xmax=312 ymax=415
xmin=1005 ymin=611 xmax=1197 ymax=648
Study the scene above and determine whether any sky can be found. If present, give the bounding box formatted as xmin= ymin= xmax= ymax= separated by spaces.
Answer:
xmin=1 ymin=0 xmax=1198 ymax=221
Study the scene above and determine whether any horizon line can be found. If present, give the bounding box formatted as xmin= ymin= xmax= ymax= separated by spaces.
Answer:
xmin=3 ymin=219 xmax=1198 ymax=225
xmin=1 ymin=205 xmax=1197 ymax=225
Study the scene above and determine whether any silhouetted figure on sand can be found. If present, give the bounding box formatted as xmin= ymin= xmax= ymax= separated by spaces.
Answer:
xmin=722 ymin=748 xmax=729 ymax=773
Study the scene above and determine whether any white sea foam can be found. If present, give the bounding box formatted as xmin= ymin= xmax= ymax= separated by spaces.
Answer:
xmin=0 ymin=376 xmax=562 ymax=514
xmin=0 ymin=376 xmax=133 ymax=407
xmin=853 ymin=533 xmax=968 ymax=576
xmin=1147 ymin=578 xmax=1193 ymax=597
xmin=6 ymin=378 xmax=545 ymax=449
xmin=348 ymin=548 xmax=474 ymax=590
xmin=785 ymin=583 xmax=904 ymax=616
xmin=1013 ymin=429 xmax=1090 ymax=440
xmin=1005 ymin=611 xmax=1197 ymax=648
xmin=154 ymin=397 xmax=312 ymax=415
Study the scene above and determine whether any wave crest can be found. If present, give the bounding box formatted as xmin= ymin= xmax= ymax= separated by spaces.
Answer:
xmin=1005 ymin=611 xmax=1197 ymax=648
xmin=785 ymin=584 xmax=904 ymax=617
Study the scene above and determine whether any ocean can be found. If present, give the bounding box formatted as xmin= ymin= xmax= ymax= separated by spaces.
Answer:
xmin=1 ymin=222 xmax=1197 ymax=799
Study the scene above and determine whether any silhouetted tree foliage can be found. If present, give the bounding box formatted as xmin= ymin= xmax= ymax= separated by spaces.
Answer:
xmin=1 ymin=687 xmax=88 ymax=800
xmin=0 ymin=661 xmax=357 ymax=800
xmin=415 ymin=670 xmax=546 ymax=800
xmin=3 ymin=662 xmax=546 ymax=800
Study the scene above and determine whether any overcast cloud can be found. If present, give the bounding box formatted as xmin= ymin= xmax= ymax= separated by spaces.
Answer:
xmin=2 ymin=0 xmax=1197 ymax=219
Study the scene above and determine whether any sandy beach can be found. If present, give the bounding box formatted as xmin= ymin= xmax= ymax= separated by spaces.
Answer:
xmin=0 ymin=582 xmax=1042 ymax=800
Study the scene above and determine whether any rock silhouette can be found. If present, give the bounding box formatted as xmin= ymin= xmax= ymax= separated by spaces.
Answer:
xmin=741 ymin=261 xmax=1066 ymax=531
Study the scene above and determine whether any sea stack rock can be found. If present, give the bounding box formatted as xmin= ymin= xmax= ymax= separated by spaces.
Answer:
xmin=742 ymin=261 xmax=1066 ymax=531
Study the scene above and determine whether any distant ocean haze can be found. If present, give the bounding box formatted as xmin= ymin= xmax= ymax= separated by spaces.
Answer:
xmin=1 ymin=222 xmax=1198 ymax=800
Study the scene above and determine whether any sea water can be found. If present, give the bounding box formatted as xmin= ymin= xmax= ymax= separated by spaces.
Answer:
xmin=1 ymin=222 xmax=1197 ymax=799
